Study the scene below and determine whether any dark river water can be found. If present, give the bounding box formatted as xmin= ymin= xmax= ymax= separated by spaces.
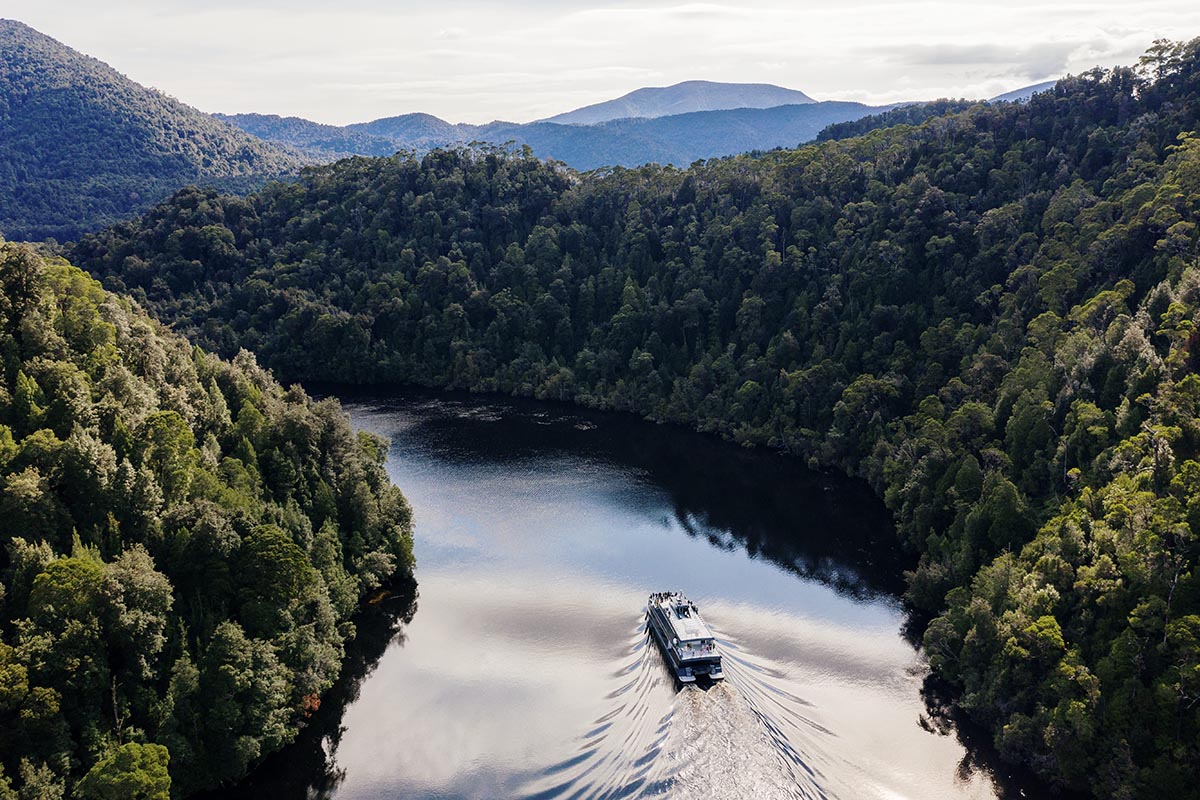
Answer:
xmin=222 ymin=392 xmax=1037 ymax=800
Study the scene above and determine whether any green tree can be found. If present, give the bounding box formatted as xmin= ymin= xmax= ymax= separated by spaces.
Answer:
xmin=75 ymin=743 xmax=169 ymax=800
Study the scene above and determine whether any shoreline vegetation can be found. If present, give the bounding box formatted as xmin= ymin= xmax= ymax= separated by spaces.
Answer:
xmin=68 ymin=39 xmax=1200 ymax=798
xmin=0 ymin=241 xmax=415 ymax=798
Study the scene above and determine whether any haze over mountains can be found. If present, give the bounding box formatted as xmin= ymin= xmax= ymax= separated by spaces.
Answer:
xmin=0 ymin=18 xmax=307 ymax=241
xmin=219 ymin=75 xmax=1061 ymax=171
xmin=216 ymin=79 xmax=868 ymax=169
xmin=218 ymin=100 xmax=891 ymax=170
xmin=0 ymin=17 xmax=1060 ymax=242
xmin=539 ymin=80 xmax=817 ymax=125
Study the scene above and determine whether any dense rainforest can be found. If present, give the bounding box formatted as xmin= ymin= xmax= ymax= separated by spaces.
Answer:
xmin=814 ymin=98 xmax=978 ymax=142
xmin=0 ymin=20 xmax=307 ymax=243
xmin=0 ymin=241 xmax=414 ymax=798
xmin=70 ymin=39 xmax=1200 ymax=798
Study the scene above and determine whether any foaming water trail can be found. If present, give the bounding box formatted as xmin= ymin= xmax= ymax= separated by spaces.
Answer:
xmin=658 ymin=617 xmax=840 ymax=800
xmin=664 ymin=682 xmax=809 ymax=800
xmin=713 ymin=622 xmax=850 ymax=798
xmin=517 ymin=615 xmax=677 ymax=800
xmin=518 ymin=611 xmax=843 ymax=800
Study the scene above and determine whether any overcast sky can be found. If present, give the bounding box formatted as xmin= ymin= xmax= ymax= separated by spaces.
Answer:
xmin=8 ymin=1 xmax=1200 ymax=125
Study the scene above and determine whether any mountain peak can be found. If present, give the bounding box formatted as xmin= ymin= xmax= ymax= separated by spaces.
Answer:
xmin=541 ymin=80 xmax=815 ymax=126
xmin=0 ymin=17 xmax=39 ymax=35
xmin=988 ymin=80 xmax=1058 ymax=103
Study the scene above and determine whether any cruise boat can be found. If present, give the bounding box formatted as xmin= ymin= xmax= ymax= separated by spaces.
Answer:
xmin=646 ymin=591 xmax=724 ymax=683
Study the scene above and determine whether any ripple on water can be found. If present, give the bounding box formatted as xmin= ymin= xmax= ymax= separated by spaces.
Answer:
xmin=516 ymin=612 xmax=841 ymax=800
xmin=224 ymin=396 xmax=1023 ymax=800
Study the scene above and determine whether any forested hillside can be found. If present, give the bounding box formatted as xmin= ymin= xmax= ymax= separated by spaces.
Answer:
xmin=815 ymin=99 xmax=978 ymax=141
xmin=0 ymin=241 xmax=414 ymax=797
xmin=0 ymin=20 xmax=307 ymax=242
xmin=72 ymin=40 xmax=1200 ymax=797
xmin=214 ymin=113 xmax=404 ymax=160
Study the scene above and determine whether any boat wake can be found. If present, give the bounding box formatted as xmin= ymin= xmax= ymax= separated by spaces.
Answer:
xmin=664 ymin=681 xmax=810 ymax=800
xmin=517 ymin=615 xmax=675 ymax=799
xmin=517 ymin=611 xmax=831 ymax=800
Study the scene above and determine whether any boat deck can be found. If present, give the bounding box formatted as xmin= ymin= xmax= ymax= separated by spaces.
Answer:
xmin=646 ymin=591 xmax=724 ymax=682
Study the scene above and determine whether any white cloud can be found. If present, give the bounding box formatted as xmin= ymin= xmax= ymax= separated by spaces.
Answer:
xmin=5 ymin=0 xmax=1200 ymax=124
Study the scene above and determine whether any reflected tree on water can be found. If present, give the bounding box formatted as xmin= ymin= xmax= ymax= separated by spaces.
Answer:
xmin=198 ymin=581 xmax=418 ymax=800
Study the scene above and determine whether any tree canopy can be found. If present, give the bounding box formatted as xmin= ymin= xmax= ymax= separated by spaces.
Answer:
xmin=0 ymin=241 xmax=414 ymax=796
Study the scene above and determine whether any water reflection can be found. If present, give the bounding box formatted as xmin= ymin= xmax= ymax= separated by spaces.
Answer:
xmin=203 ymin=580 xmax=417 ymax=799
xmin=357 ymin=391 xmax=908 ymax=600
xmin=222 ymin=390 xmax=1028 ymax=800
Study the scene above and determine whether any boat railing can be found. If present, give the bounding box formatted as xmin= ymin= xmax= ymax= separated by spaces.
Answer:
xmin=674 ymin=639 xmax=717 ymax=660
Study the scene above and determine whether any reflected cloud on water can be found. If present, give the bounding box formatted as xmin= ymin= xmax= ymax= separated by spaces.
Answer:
xmin=221 ymin=389 xmax=1059 ymax=800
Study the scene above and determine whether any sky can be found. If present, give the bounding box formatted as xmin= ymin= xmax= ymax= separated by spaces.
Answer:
xmin=7 ymin=1 xmax=1200 ymax=125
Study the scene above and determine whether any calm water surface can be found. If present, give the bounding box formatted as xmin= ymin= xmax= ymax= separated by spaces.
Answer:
xmin=226 ymin=392 xmax=1027 ymax=800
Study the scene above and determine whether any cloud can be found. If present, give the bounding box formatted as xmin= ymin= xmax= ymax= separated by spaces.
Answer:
xmin=660 ymin=3 xmax=750 ymax=21
xmin=5 ymin=0 xmax=1200 ymax=124
xmin=884 ymin=40 xmax=1087 ymax=79
xmin=892 ymin=41 xmax=1075 ymax=67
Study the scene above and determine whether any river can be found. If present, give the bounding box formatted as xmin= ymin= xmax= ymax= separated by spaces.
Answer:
xmin=220 ymin=391 xmax=1043 ymax=800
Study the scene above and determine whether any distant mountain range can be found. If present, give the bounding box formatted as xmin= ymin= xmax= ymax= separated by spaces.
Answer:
xmin=220 ymin=76 xmax=1063 ymax=171
xmin=219 ymin=100 xmax=892 ymax=171
xmin=0 ymin=18 xmax=308 ymax=241
xmin=539 ymin=80 xmax=816 ymax=125
xmin=0 ymin=17 xmax=1062 ymax=241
